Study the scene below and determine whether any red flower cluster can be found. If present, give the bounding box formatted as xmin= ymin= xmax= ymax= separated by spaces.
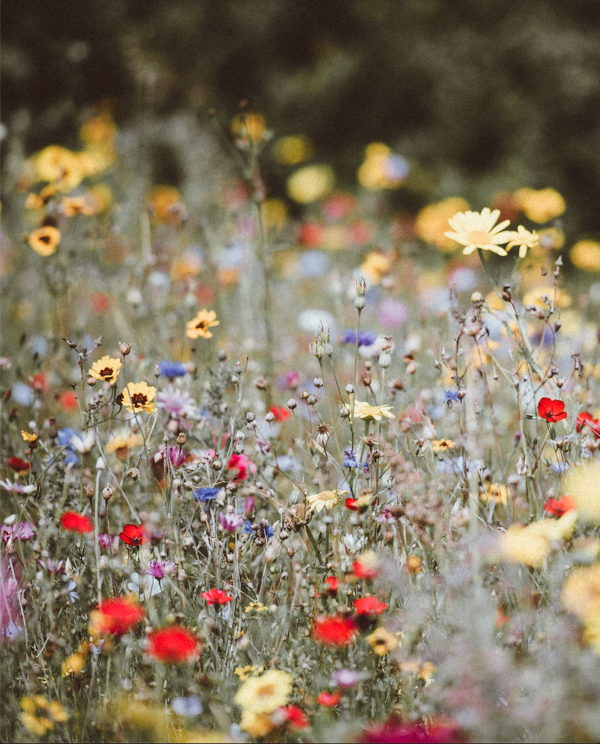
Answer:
xmin=577 ymin=411 xmax=600 ymax=437
xmin=147 ymin=626 xmax=201 ymax=664
xmin=316 ymin=690 xmax=341 ymax=708
xmin=544 ymin=495 xmax=576 ymax=517
xmin=352 ymin=553 xmax=380 ymax=580
xmin=312 ymin=615 xmax=358 ymax=647
xmin=119 ymin=524 xmax=148 ymax=546
xmin=92 ymin=597 xmax=145 ymax=635
xmin=268 ymin=405 xmax=291 ymax=422
xmin=353 ymin=596 xmax=388 ymax=616
xmin=60 ymin=511 xmax=94 ymax=533
xmin=201 ymin=588 xmax=232 ymax=605
xmin=537 ymin=397 xmax=567 ymax=423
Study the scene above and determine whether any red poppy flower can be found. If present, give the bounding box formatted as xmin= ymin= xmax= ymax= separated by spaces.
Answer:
xmin=537 ymin=397 xmax=567 ymax=423
xmin=352 ymin=553 xmax=380 ymax=581
xmin=6 ymin=457 xmax=30 ymax=474
xmin=280 ymin=705 xmax=309 ymax=729
xmin=119 ymin=523 xmax=148 ymax=546
xmin=31 ymin=372 xmax=47 ymax=392
xmin=92 ymin=597 xmax=145 ymax=635
xmin=201 ymin=588 xmax=232 ymax=605
xmin=227 ymin=453 xmax=256 ymax=481
xmin=59 ymin=390 xmax=78 ymax=411
xmin=543 ymin=495 xmax=576 ymax=517
xmin=345 ymin=498 xmax=359 ymax=511
xmin=316 ymin=690 xmax=342 ymax=708
xmin=353 ymin=596 xmax=388 ymax=616
xmin=577 ymin=412 xmax=600 ymax=437
xmin=60 ymin=511 xmax=94 ymax=533
xmin=312 ymin=615 xmax=357 ymax=647
xmin=147 ymin=626 xmax=201 ymax=664
xmin=268 ymin=405 xmax=291 ymax=422
xmin=323 ymin=576 xmax=339 ymax=594
xmin=297 ymin=221 xmax=326 ymax=247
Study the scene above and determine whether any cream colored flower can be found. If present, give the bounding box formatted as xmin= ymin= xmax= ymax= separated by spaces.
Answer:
xmin=367 ymin=627 xmax=401 ymax=655
xmin=353 ymin=401 xmax=394 ymax=421
xmin=307 ymin=490 xmax=347 ymax=513
xmin=505 ymin=225 xmax=539 ymax=258
xmin=445 ymin=208 xmax=512 ymax=256
xmin=234 ymin=670 xmax=292 ymax=715
xmin=563 ymin=461 xmax=600 ymax=523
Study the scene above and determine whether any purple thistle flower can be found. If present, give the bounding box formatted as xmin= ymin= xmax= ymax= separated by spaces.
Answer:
xmin=146 ymin=559 xmax=177 ymax=579
xmin=218 ymin=512 xmax=244 ymax=532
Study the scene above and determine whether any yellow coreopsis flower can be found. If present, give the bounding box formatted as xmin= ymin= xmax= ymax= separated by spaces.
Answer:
xmin=234 ymin=669 xmax=292 ymax=715
xmin=28 ymin=226 xmax=61 ymax=256
xmin=20 ymin=696 xmax=68 ymax=736
xmin=415 ymin=197 xmax=470 ymax=252
xmin=105 ymin=432 xmax=144 ymax=458
xmin=430 ymin=439 xmax=457 ymax=453
xmin=307 ymin=489 xmax=347 ymax=513
xmin=21 ymin=430 xmax=38 ymax=443
xmin=89 ymin=355 xmax=122 ymax=385
xmin=120 ymin=381 xmax=156 ymax=414
xmin=480 ymin=483 xmax=509 ymax=506
xmin=514 ymin=187 xmax=566 ymax=223
xmin=186 ymin=309 xmax=220 ymax=340
xmin=35 ymin=145 xmax=84 ymax=191
xmin=445 ymin=208 xmax=512 ymax=256
xmin=505 ymin=225 xmax=539 ymax=259
xmin=353 ymin=401 xmax=394 ymax=422
xmin=563 ymin=461 xmax=600 ymax=523
xmin=367 ymin=627 xmax=401 ymax=656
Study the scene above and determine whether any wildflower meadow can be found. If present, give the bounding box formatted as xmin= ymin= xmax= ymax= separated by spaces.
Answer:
xmin=2 ymin=6 xmax=600 ymax=742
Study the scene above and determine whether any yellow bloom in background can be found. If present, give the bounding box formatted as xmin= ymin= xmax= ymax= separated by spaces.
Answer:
xmin=186 ymin=309 xmax=220 ymax=339
xmin=399 ymin=660 xmax=436 ymax=686
xmin=231 ymin=112 xmax=267 ymax=147
xmin=245 ymin=602 xmax=268 ymax=613
xmin=431 ymin=439 xmax=457 ymax=453
xmin=89 ymin=356 xmax=122 ymax=385
xmin=360 ymin=251 xmax=394 ymax=284
xmin=563 ymin=461 xmax=600 ymax=523
xmin=514 ymin=187 xmax=566 ymax=223
xmin=35 ymin=145 xmax=84 ymax=191
xmin=80 ymin=112 xmax=117 ymax=145
xmin=415 ymin=197 xmax=470 ymax=252
xmin=235 ymin=665 xmax=264 ymax=681
xmin=357 ymin=143 xmax=408 ymax=190
xmin=86 ymin=184 xmax=113 ymax=214
xmin=60 ymin=196 xmax=95 ymax=218
xmin=307 ymin=489 xmax=347 ymax=513
xmin=106 ymin=431 xmax=144 ymax=458
xmin=21 ymin=430 xmax=38 ymax=443
xmin=120 ymin=381 xmax=156 ymax=414
xmin=505 ymin=225 xmax=539 ymax=258
xmin=521 ymin=285 xmax=572 ymax=310
xmin=234 ymin=669 xmax=292 ymax=715
xmin=239 ymin=711 xmax=275 ymax=737
xmin=445 ymin=208 xmax=512 ymax=256
xmin=481 ymin=483 xmax=509 ymax=506
xmin=367 ymin=627 xmax=401 ymax=655
xmin=538 ymin=227 xmax=565 ymax=251
xmin=287 ymin=164 xmax=334 ymax=203
xmin=273 ymin=134 xmax=313 ymax=165
xmin=146 ymin=185 xmax=185 ymax=224
xmin=61 ymin=651 xmax=86 ymax=677
xmin=28 ymin=226 xmax=61 ymax=256
xmin=570 ymin=240 xmax=600 ymax=272
xmin=498 ymin=525 xmax=551 ymax=568
xmin=562 ymin=563 xmax=600 ymax=620
xmin=20 ymin=695 xmax=68 ymax=737
xmin=25 ymin=184 xmax=58 ymax=210
xmin=261 ymin=198 xmax=288 ymax=230
xmin=353 ymin=401 xmax=394 ymax=421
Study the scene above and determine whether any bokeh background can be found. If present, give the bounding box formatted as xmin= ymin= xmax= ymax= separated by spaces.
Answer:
xmin=3 ymin=0 xmax=600 ymax=234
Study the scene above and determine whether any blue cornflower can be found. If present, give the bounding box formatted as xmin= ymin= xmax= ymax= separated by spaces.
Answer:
xmin=341 ymin=329 xmax=377 ymax=347
xmin=158 ymin=360 xmax=188 ymax=379
xmin=56 ymin=428 xmax=79 ymax=467
xmin=443 ymin=390 xmax=460 ymax=405
xmin=193 ymin=487 xmax=220 ymax=503
xmin=243 ymin=520 xmax=274 ymax=539
xmin=343 ymin=449 xmax=360 ymax=468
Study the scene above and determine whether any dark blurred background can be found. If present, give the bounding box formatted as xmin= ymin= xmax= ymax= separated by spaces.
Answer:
xmin=3 ymin=0 xmax=600 ymax=231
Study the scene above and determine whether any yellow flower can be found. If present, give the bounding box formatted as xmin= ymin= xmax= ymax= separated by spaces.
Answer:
xmin=186 ymin=309 xmax=220 ymax=340
xmin=505 ymin=225 xmax=539 ymax=259
xmin=239 ymin=711 xmax=275 ymax=737
xmin=360 ymin=251 xmax=394 ymax=284
xmin=120 ymin=381 xmax=156 ymax=414
xmin=61 ymin=652 xmax=86 ymax=677
xmin=353 ymin=401 xmax=394 ymax=421
xmin=234 ymin=670 xmax=292 ymax=715
xmin=522 ymin=285 xmax=572 ymax=310
xmin=431 ymin=439 xmax=457 ymax=453
xmin=498 ymin=511 xmax=578 ymax=567
xmin=367 ymin=627 xmax=401 ymax=655
xmin=20 ymin=696 xmax=68 ymax=736
xmin=89 ymin=355 xmax=122 ymax=385
xmin=563 ymin=461 xmax=600 ymax=523
xmin=415 ymin=197 xmax=470 ymax=252
xmin=562 ymin=563 xmax=600 ymax=621
xmin=307 ymin=490 xmax=347 ymax=513
xmin=481 ymin=483 xmax=509 ymax=506
xmin=235 ymin=665 xmax=264 ymax=681
xmin=25 ymin=184 xmax=58 ymax=210
xmin=80 ymin=112 xmax=117 ymax=145
xmin=35 ymin=145 xmax=84 ymax=190
xmin=445 ymin=208 xmax=512 ymax=256
xmin=262 ymin=198 xmax=288 ymax=229
xmin=231 ymin=112 xmax=267 ymax=147
xmin=399 ymin=660 xmax=436 ymax=686
xmin=244 ymin=602 xmax=268 ymax=613
xmin=357 ymin=143 xmax=406 ymax=190
xmin=21 ymin=430 xmax=38 ymax=443
xmin=273 ymin=135 xmax=313 ymax=165
xmin=60 ymin=196 xmax=95 ymax=218
xmin=570 ymin=240 xmax=600 ymax=272
xmin=514 ymin=187 xmax=566 ymax=223
xmin=146 ymin=185 xmax=185 ymax=224
xmin=106 ymin=432 xmax=144 ymax=458
xmin=287 ymin=164 xmax=334 ymax=204
xmin=28 ymin=226 xmax=61 ymax=256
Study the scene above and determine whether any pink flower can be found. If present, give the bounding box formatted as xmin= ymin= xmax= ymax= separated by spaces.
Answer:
xmin=146 ymin=560 xmax=177 ymax=579
xmin=227 ymin=453 xmax=256 ymax=481
xmin=1 ymin=522 xmax=35 ymax=542
xmin=218 ymin=512 xmax=244 ymax=532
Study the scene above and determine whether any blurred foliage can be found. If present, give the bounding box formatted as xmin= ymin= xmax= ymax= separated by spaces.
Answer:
xmin=3 ymin=0 xmax=600 ymax=230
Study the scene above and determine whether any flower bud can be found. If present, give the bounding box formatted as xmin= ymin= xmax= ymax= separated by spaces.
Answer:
xmin=379 ymin=351 xmax=391 ymax=369
xmin=177 ymin=433 xmax=187 ymax=446
xmin=102 ymin=486 xmax=113 ymax=501
xmin=87 ymin=377 xmax=96 ymax=386
xmin=313 ymin=377 xmax=324 ymax=388
xmin=119 ymin=343 xmax=131 ymax=356
xmin=287 ymin=398 xmax=297 ymax=410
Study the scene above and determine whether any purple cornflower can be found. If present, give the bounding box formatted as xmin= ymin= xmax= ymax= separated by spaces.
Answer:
xmin=38 ymin=559 xmax=64 ymax=574
xmin=343 ymin=449 xmax=360 ymax=468
xmin=146 ymin=559 xmax=177 ymax=579
xmin=156 ymin=385 xmax=196 ymax=417
xmin=341 ymin=329 xmax=377 ymax=347
xmin=158 ymin=361 xmax=189 ymax=379
xmin=332 ymin=669 xmax=360 ymax=689
xmin=1 ymin=522 xmax=35 ymax=542
xmin=218 ymin=512 xmax=244 ymax=532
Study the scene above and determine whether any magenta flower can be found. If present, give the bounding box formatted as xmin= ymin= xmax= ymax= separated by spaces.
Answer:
xmin=146 ymin=559 xmax=177 ymax=579
xmin=1 ymin=522 xmax=35 ymax=542
xmin=218 ymin=512 xmax=244 ymax=532
xmin=97 ymin=533 xmax=118 ymax=550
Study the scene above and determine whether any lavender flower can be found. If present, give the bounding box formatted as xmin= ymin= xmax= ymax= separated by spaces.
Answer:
xmin=1 ymin=554 xmax=21 ymax=640
xmin=156 ymin=385 xmax=196 ymax=417
xmin=38 ymin=559 xmax=64 ymax=574
xmin=332 ymin=669 xmax=360 ymax=689
xmin=145 ymin=559 xmax=177 ymax=579
xmin=341 ymin=329 xmax=377 ymax=347
xmin=444 ymin=390 xmax=461 ymax=405
xmin=1 ymin=522 xmax=35 ymax=542
xmin=97 ymin=533 xmax=117 ymax=550
xmin=219 ymin=512 xmax=244 ymax=532
xmin=171 ymin=695 xmax=203 ymax=717
xmin=0 ymin=480 xmax=36 ymax=495
xmin=343 ymin=449 xmax=360 ymax=468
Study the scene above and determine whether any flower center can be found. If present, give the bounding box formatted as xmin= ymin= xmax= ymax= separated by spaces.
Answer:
xmin=467 ymin=229 xmax=491 ymax=245
xmin=39 ymin=234 xmax=51 ymax=244
xmin=258 ymin=684 xmax=276 ymax=699
xmin=99 ymin=367 xmax=113 ymax=378
xmin=131 ymin=393 xmax=148 ymax=407
xmin=196 ymin=320 xmax=208 ymax=330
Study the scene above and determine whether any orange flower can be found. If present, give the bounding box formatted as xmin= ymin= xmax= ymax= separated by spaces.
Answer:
xmin=28 ymin=226 xmax=61 ymax=256
xmin=186 ymin=309 xmax=220 ymax=340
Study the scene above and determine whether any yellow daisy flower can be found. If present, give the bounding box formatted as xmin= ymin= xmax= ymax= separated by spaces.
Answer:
xmin=21 ymin=430 xmax=38 ymax=443
xmin=35 ymin=145 xmax=84 ymax=191
xmin=353 ymin=401 xmax=394 ymax=421
xmin=120 ymin=381 xmax=156 ymax=414
xmin=505 ymin=225 xmax=539 ymax=258
xmin=480 ymin=483 xmax=509 ymax=506
xmin=20 ymin=696 xmax=68 ymax=737
xmin=105 ymin=432 xmax=144 ymax=458
xmin=28 ymin=226 xmax=61 ymax=256
xmin=186 ymin=309 xmax=220 ymax=340
xmin=234 ymin=670 xmax=292 ymax=715
xmin=445 ymin=208 xmax=512 ymax=256
xmin=89 ymin=356 xmax=122 ymax=385
xmin=430 ymin=439 xmax=456 ymax=453
xmin=366 ymin=627 xmax=401 ymax=656
xmin=307 ymin=489 xmax=347 ymax=513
